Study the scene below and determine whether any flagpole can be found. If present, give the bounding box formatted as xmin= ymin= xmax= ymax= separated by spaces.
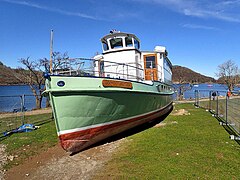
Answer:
xmin=50 ymin=29 xmax=53 ymax=74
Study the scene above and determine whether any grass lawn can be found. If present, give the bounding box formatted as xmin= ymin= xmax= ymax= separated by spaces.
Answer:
xmin=94 ymin=103 xmax=240 ymax=179
xmin=0 ymin=113 xmax=58 ymax=169
xmin=1 ymin=103 xmax=239 ymax=178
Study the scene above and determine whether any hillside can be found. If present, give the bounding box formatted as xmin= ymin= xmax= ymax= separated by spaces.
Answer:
xmin=172 ymin=65 xmax=216 ymax=84
xmin=0 ymin=62 xmax=23 ymax=85
xmin=0 ymin=62 xmax=216 ymax=85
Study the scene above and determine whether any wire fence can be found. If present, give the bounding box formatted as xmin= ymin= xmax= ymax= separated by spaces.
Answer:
xmin=194 ymin=90 xmax=240 ymax=139
xmin=0 ymin=95 xmax=52 ymax=136
xmin=1 ymin=90 xmax=239 ymax=139
xmin=0 ymin=94 xmax=48 ymax=112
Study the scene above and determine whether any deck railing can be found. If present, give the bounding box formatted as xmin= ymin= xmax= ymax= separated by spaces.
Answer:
xmin=194 ymin=90 xmax=240 ymax=140
xmin=51 ymin=58 xmax=162 ymax=82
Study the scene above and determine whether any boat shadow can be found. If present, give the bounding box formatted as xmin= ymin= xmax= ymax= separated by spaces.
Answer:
xmin=71 ymin=106 xmax=173 ymax=155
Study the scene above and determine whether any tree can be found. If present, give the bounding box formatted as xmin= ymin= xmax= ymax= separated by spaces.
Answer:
xmin=18 ymin=57 xmax=46 ymax=109
xmin=174 ymin=84 xmax=193 ymax=100
xmin=173 ymin=77 xmax=193 ymax=100
xmin=41 ymin=52 xmax=69 ymax=72
xmin=18 ymin=52 xmax=69 ymax=109
xmin=216 ymin=60 xmax=240 ymax=91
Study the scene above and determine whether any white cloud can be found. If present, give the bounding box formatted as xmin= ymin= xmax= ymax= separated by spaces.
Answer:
xmin=182 ymin=24 xmax=220 ymax=31
xmin=2 ymin=0 xmax=240 ymax=23
xmin=0 ymin=0 xmax=99 ymax=20
xmin=132 ymin=0 xmax=240 ymax=23
xmin=218 ymin=0 xmax=240 ymax=6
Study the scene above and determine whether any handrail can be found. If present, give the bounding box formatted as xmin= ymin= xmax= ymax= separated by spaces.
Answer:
xmin=51 ymin=57 xmax=163 ymax=82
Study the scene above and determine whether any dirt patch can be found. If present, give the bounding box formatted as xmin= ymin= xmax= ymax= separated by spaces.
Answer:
xmin=171 ymin=109 xmax=190 ymax=116
xmin=5 ymin=138 xmax=126 ymax=180
xmin=154 ymin=121 xmax=178 ymax=128
xmin=154 ymin=122 xmax=167 ymax=127
xmin=216 ymin=153 xmax=224 ymax=160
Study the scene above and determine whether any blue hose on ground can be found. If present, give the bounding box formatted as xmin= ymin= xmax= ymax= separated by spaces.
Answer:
xmin=3 ymin=124 xmax=39 ymax=136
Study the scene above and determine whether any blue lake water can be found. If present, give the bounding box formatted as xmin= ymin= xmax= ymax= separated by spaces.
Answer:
xmin=0 ymin=85 xmax=47 ymax=112
xmin=173 ymin=83 xmax=240 ymax=100
xmin=0 ymin=84 xmax=240 ymax=112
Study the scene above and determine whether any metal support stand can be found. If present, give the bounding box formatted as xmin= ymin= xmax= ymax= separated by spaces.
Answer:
xmin=226 ymin=95 xmax=228 ymax=124
xmin=216 ymin=91 xmax=219 ymax=117
xmin=194 ymin=90 xmax=199 ymax=107
xmin=20 ymin=94 xmax=26 ymax=125
xmin=219 ymin=122 xmax=235 ymax=126
xmin=209 ymin=91 xmax=212 ymax=111
xmin=230 ymin=135 xmax=240 ymax=141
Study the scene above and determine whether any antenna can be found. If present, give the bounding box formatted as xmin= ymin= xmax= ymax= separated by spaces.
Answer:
xmin=50 ymin=30 xmax=54 ymax=73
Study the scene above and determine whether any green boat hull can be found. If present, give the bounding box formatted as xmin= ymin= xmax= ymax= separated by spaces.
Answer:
xmin=44 ymin=76 xmax=173 ymax=153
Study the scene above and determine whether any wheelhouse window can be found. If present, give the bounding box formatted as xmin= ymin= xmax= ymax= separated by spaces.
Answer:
xmin=134 ymin=39 xmax=140 ymax=49
xmin=102 ymin=41 xmax=109 ymax=51
xmin=110 ymin=38 xmax=123 ymax=49
xmin=125 ymin=36 xmax=133 ymax=47
xmin=146 ymin=56 xmax=156 ymax=68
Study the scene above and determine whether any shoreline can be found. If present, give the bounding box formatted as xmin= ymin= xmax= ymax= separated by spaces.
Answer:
xmin=0 ymin=108 xmax=52 ymax=119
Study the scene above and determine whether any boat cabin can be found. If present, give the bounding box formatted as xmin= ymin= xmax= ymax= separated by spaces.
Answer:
xmin=94 ymin=31 xmax=172 ymax=84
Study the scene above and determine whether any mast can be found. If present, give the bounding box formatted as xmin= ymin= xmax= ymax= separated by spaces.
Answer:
xmin=50 ymin=30 xmax=53 ymax=74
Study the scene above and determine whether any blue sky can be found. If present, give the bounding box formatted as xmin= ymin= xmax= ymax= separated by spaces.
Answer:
xmin=0 ymin=0 xmax=240 ymax=78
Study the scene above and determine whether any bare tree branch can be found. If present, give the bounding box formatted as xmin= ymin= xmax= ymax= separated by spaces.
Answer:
xmin=216 ymin=60 xmax=240 ymax=91
xmin=18 ymin=52 xmax=68 ymax=109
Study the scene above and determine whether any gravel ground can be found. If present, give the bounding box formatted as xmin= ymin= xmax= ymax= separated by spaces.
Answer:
xmin=0 ymin=144 xmax=7 ymax=179
xmin=0 ymin=108 xmax=126 ymax=180
xmin=4 ymin=138 xmax=126 ymax=180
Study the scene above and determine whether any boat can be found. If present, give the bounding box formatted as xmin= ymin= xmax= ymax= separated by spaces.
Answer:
xmin=43 ymin=30 xmax=174 ymax=153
